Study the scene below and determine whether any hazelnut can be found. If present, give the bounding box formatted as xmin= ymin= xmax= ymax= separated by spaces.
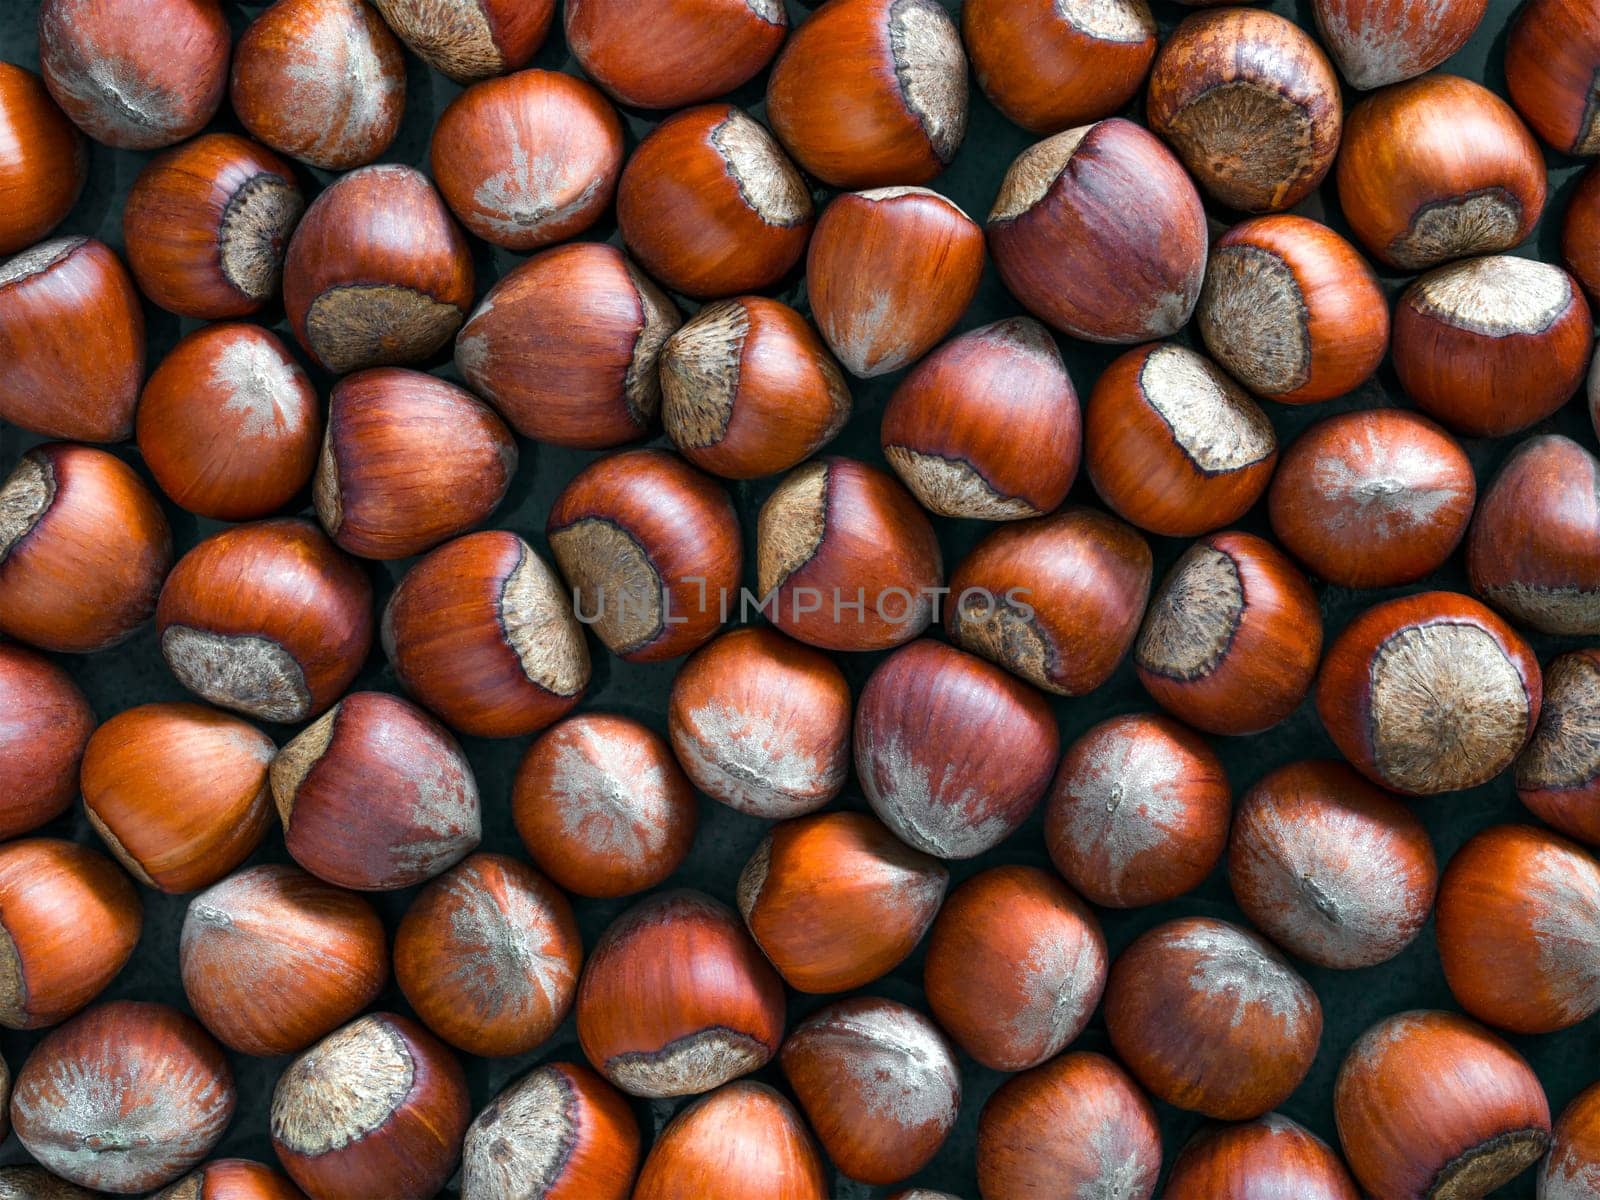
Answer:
xmin=1197 ymin=215 xmax=1389 ymax=404
xmin=1517 ymin=649 xmax=1600 ymax=846
xmin=1267 ymin=408 xmax=1475 ymax=588
xmin=157 ymin=518 xmax=373 ymax=723
xmin=454 ymin=242 xmax=681 ymax=449
xmin=856 ymin=639 xmax=1060 ymax=858
xmin=1543 ymin=1083 xmax=1600 ymax=1199
xmin=945 ymin=506 xmax=1152 ymax=696
xmin=271 ymin=1013 xmax=470 ymax=1200
xmin=737 ymin=810 xmax=947 ymax=992
xmin=430 ymin=70 xmax=623 ymax=251
xmin=80 ymin=702 xmax=276 ymax=894
xmin=575 ymin=890 xmax=785 ymax=1098
xmin=987 ymin=119 xmax=1208 ymax=342
xmin=0 ymin=643 xmax=93 ymax=840
xmin=122 ymin=133 xmax=304 ymax=319
xmin=631 ymin=1081 xmax=827 ymax=1200
xmin=1107 ymin=917 xmax=1322 ymax=1121
xmin=152 ymin=1160 xmax=307 ymax=1200
xmin=384 ymin=531 xmax=589 ymax=739
xmin=779 ymin=997 xmax=961 ymax=1184
xmin=0 ymin=63 xmax=86 ymax=255
xmin=1316 ymin=591 xmax=1541 ymax=795
xmin=373 ymin=0 xmax=554 ymax=83
xmin=180 ymin=863 xmax=387 ymax=1057
xmin=512 ymin=713 xmax=697 ymax=898
xmin=1563 ymin=163 xmax=1600 ymax=300
xmin=1312 ymin=0 xmax=1484 ymax=89
xmin=272 ymin=691 xmax=481 ymax=891
xmin=659 ymin=296 xmax=851 ymax=479
xmin=1165 ymin=1114 xmax=1360 ymax=1200
xmin=0 ymin=1167 xmax=100 ymax=1199
xmin=617 ymin=105 xmax=813 ymax=299
xmin=1046 ymin=711 xmax=1232 ymax=907
xmin=0 ymin=236 xmax=143 ymax=442
xmin=1336 ymin=75 xmax=1546 ymax=270
xmin=882 ymin=317 xmax=1080 ymax=519
xmin=0 ymin=443 xmax=172 ymax=654
xmin=1335 ymin=1010 xmax=1551 ymax=1199
xmin=232 ymin=0 xmax=405 ymax=170
xmin=1135 ymin=531 xmax=1323 ymax=736
xmin=1506 ymin=0 xmax=1600 ymax=154
xmin=923 ymin=865 xmax=1107 ymax=1071
xmin=12 ymin=1001 xmax=233 ymax=1193
xmin=668 ymin=625 xmax=851 ymax=818
xmin=806 ymin=187 xmax=985 ymax=377
xmin=282 ymin=164 xmax=474 ymax=375
xmin=1229 ymin=759 xmax=1438 ymax=968
xmin=1084 ymin=343 xmax=1277 ymax=537
xmin=756 ymin=457 xmax=943 ymax=652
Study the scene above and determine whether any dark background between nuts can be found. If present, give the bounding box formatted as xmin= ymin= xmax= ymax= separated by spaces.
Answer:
xmin=0 ymin=0 xmax=1593 ymax=1195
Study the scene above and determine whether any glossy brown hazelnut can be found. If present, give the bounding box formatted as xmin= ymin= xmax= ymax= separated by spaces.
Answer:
xmin=431 ymin=70 xmax=622 ymax=251
xmin=38 ymin=0 xmax=228 ymax=149
xmin=1198 ymin=215 xmax=1389 ymax=404
xmin=1046 ymin=711 xmax=1231 ymax=907
xmin=882 ymin=317 xmax=1080 ymax=519
xmin=454 ymin=242 xmax=681 ymax=448
xmin=668 ymin=625 xmax=851 ymax=818
xmin=180 ymin=863 xmax=387 ymax=1057
xmin=1393 ymin=256 xmax=1592 ymax=438
xmin=548 ymin=449 xmax=741 ymax=661
xmin=122 ymin=133 xmax=304 ymax=319
xmin=987 ymin=119 xmax=1208 ymax=342
xmin=157 ymin=518 xmax=373 ymax=723
xmin=1335 ymin=1010 xmax=1551 ymax=1199
xmin=314 ymin=368 xmax=515 ymax=560
xmin=923 ymin=864 xmax=1106 ymax=1071
xmin=576 ymin=890 xmax=785 ymax=1098
xmin=0 ymin=64 xmax=86 ymax=255
xmin=1565 ymin=164 xmax=1600 ymax=300
xmin=856 ymin=639 xmax=1059 ymax=858
xmin=1506 ymin=0 xmax=1600 ymax=154
xmin=395 ymin=852 xmax=581 ymax=1058
xmin=1517 ymin=650 xmax=1600 ymax=846
xmin=154 ymin=1162 xmax=307 ymax=1200
xmin=80 ymin=702 xmax=275 ymax=894
xmin=270 ymin=1013 xmax=469 ymax=1200
xmin=737 ymin=810 xmax=947 ymax=992
xmin=1267 ymin=408 xmax=1475 ymax=589
xmin=137 ymin=324 xmax=320 ymax=522
xmin=0 ymin=1167 xmax=102 ymax=1199
xmin=0 ymin=236 xmax=143 ymax=441
xmin=14 ymin=1003 xmax=232 ymax=1193
xmin=461 ymin=1062 xmax=640 ymax=1200
xmin=962 ymin=0 xmax=1157 ymax=134
xmin=1312 ymin=0 xmax=1485 ymax=89
xmin=1136 ymin=531 xmax=1323 ymax=736
xmin=0 ymin=644 xmax=93 ymax=840
xmin=566 ymin=0 xmax=786 ymax=110
xmin=1317 ymin=591 xmax=1541 ymax=796
xmin=1437 ymin=824 xmax=1600 ymax=1033
xmin=767 ymin=0 xmax=968 ymax=188
xmin=1543 ymin=1082 xmax=1600 ymax=1198
xmin=756 ymin=457 xmax=943 ymax=652
xmin=1336 ymin=75 xmax=1546 ymax=270
xmin=617 ymin=105 xmax=813 ymax=299
xmin=283 ymin=165 xmax=474 ymax=374
xmin=1165 ymin=1114 xmax=1360 ymax=1200
xmin=384 ymin=531 xmax=589 ymax=739
xmin=0 ymin=838 xmax=140 ymax=1030
xmin=806 ymin=186 xmax=985 ymax=377
xmin=631 ymin=1081 xmax=828 ymax=1200
xmin=779 ymin=997 xmax=960 ymax=1184
xmin=512 ymin=713 xmax=697 ymax=898
xmin=660 ymin=296 xmax=850 ymax=479
xmin=232 ymin=0 xmax=405 ymax=170
xmin=1466 ymin=435 xmax=1600 ymax=635
xmin=1106 ymin=916 xmax=1322 ymax=1119
xmin=373 ymin=0 xmax=554 ymax=83
xmin=946 ymin=507 xmax=1152 ymax=696
xmin=1148 ymin=10 xmax=1341 ymax=212
xmin=1084 ymin=343 xmax=1277 ymax=537
xmin=272 ymin=691 xmax=481 ymax=891
xmin=976 ymin=1051 xmax=1162 ymax=1200
xmin=0 ymin=444 xmax=171 ymax=654
xmin=1229 ymin=759 xmax=1437 ymax=968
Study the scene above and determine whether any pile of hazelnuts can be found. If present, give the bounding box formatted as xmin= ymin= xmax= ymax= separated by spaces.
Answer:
xmin=4 ymin=0 xmax=1600 ymax=1195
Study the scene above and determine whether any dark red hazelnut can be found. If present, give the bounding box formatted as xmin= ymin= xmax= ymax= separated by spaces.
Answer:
xmin=0 ymin=643 xmax=93 ymax=840
xmin=1544 ymin=1082 xmax=1600 ymax=1199
xmin=631 ymin=1081 xmax=827 ymax=1200
xmin=1165 ymin=1114 xmax=1360 ymax=1200
xmin=0 ymin=63 xmax=86 ymax=255
xmin=1506 ymin=0 xmax=1600 ymax=154
xmin=1564 ymin=164 xmax=1600 ymax=301
xmin=1312 ymin=0 xmax=1484 ymax=89
xmin=373 ymin=0 xmax=554 ymax=83
xmin=1517 ymin=649 xmax=1600 ymax=846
